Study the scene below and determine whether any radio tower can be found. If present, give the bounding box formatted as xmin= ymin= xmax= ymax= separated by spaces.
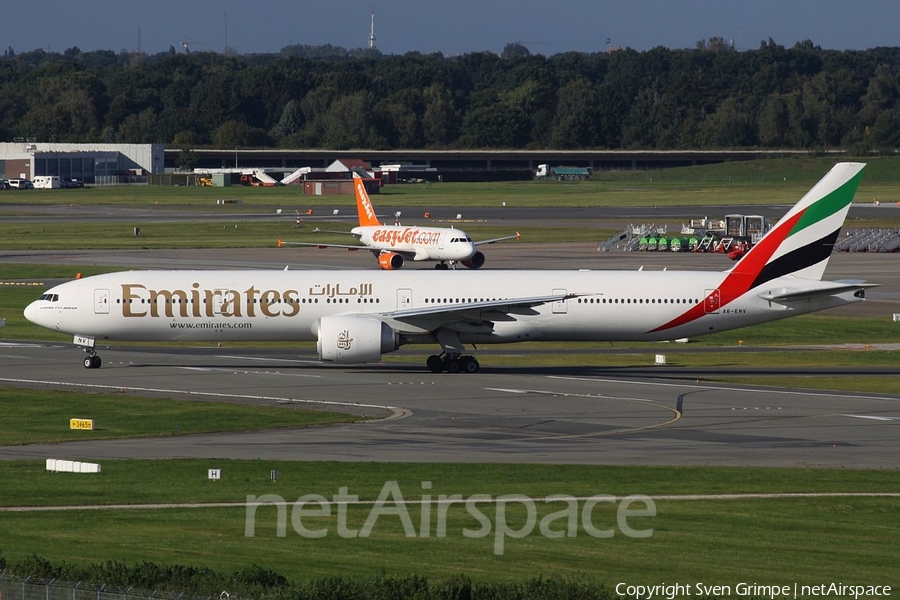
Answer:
xmin=368 ymin=7 xmax=376 ymax=49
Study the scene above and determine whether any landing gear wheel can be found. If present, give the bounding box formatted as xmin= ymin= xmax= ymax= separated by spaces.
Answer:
xmin=460 ymin=356 xmax=480 ymax=373
xmin=426 ymin=354 xmax=444 ymax=373
xmin=83 ymin=355 xmax=101 ymax=369
xmin=445 ymin=358 xmax=461 ymax=373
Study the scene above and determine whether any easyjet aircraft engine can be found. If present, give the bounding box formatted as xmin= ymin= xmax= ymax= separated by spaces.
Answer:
xmin=316 ymin=315 xmax=400 ymax=363
xmin=462 ymin=251 xmax=485 ymax=269
xmin=378 ymin=252 xmax=405 ymax=270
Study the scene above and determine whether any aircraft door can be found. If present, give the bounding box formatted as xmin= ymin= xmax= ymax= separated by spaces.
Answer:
xmin=552 ymin=288 xmax=568 ymax=314
xmin=212 ymin=289 xmax=230 ymax=315
xmin=703 ymin=289 xmax=721 ymax=314
xmin=93 ymin=288 xmax=110 ymax=314
xmin=397 ymin=288 xmax=412 ymax=310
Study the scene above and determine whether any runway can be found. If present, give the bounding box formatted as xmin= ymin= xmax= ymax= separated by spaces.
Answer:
xmin=1 ymin=341 xmax=898 ymax=468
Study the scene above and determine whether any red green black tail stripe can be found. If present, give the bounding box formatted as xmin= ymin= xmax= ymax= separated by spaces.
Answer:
xmin=649 ymin=163 xmax=864 ymax=334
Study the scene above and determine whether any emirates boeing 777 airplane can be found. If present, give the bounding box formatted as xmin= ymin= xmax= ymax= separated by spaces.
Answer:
xmin=25 ymin=162 xmax=871 ymax=373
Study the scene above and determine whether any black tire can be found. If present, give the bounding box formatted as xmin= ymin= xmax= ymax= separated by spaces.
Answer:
xmin=462 ymin=357 xmax=480 ymax=373
xmin=426 ymin=355 xmax=444 ymax=373
xmin=92 ymin=356 xmax=102 ymax=369
xmin=83 ymin=356 xmax=94 ymax=369
xmin=445 ymin=359 xmax=460 ymax=373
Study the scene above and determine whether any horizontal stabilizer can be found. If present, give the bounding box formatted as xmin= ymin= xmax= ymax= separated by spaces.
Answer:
xmin=757 ymin=280 xmax=877 ymax=303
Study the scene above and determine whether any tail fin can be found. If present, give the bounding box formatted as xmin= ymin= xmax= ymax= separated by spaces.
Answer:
xmin=649 ymin=162 xmax=865 ymax=335
xmin=731 ymin=162 xmax=865 ymax=285
xmin=354 ymin=177 xmax=381 ymax=227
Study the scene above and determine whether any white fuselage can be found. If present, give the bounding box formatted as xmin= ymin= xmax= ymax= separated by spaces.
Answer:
xmin=351 ymin=225 xmax=475 ymax=262
xmin=24 ymin=268 xmax=860 ymax=347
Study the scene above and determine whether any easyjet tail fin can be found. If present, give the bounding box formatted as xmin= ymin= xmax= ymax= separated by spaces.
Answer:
xmin=354 ymin=177 xmax=381 ymax=227
xmin=731 ymin=162 xmax=865 ymax=286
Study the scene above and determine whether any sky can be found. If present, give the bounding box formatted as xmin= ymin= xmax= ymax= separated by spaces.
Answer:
xmin=2 ymin=0 xmax=898 ymax=57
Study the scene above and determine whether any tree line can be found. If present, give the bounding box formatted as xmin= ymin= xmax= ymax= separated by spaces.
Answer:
xmin=2 ymin=39 xmax=900 ymax=153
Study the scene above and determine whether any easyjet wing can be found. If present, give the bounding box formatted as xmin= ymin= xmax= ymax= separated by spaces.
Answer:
xmin=278 ymin=239 xmax=366 ymax=251
xmin=474 ymin=232 xmax=521 ymax=246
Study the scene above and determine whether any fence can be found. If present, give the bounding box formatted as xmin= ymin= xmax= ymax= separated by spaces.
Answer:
xmin=0 ymin=573 xmax=223 ymax=600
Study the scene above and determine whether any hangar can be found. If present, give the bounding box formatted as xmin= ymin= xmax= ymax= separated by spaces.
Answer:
xmin=0 ymin=142 xmax=164 ymax=184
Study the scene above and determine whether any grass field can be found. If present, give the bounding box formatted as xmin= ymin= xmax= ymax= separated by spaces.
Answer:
xmin=0 ymin=388 xmax=358 ymax=445
xmin=2 ymin=156 xmax=899 ymax=211
xmin=2 ymin=157 xmax=899 ymax=590
xmin=0 ymin=460 xmax=898 ymax=585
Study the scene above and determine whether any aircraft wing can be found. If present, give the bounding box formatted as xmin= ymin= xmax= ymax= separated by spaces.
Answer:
xmin=473 ymin=232 xmax=521 ymax=246
xmin=276 ymin=239 xmax=418 ymax=259
xmin=757 ymin=280 xmax=877 ymax=303
xmin=277 ymin=239 xmax=367 ymax=251
xmin=311 ymin=227 xmax=359 ymax=236
xmin=385 ymin=292 xmax=577 ymax=322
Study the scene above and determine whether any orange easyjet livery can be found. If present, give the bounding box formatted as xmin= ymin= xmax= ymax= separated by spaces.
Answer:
xmin=278 ymin=177 xmax=519 ymax=269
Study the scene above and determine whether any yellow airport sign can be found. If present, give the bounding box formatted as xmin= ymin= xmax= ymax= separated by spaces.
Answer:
xmin=69 ymin=418 xmax=94 ymax=431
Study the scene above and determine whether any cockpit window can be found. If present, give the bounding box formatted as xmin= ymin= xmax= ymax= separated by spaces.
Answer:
xmin=38 ymin=293 xmax=59 ymax=302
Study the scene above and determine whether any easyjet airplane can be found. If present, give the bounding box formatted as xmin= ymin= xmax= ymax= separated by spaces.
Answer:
xmin=277 ymin=176 xmax=519 ymax=269
xmin=25 ymin=163 xmax=872 ymax=373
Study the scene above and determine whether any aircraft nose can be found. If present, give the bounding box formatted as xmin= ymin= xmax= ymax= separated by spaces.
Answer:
xmin=24 ymin=299 xmax=53 ymax=329
xmin=23 ymin=300 xmax=41 ymax=324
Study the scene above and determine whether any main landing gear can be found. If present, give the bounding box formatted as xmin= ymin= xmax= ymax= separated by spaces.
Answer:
xmin=426 ymin=353 xmax=480 ymax=374
xmin=429 ymin=328 xmax=480 ymax=373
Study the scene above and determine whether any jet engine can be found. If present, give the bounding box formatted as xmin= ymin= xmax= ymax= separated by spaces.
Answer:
xmin=315 ymin=315 xmax=399 ymax=363
xmin=378 ymin=252 xmax=405 ymax=270
xmin=462 ymin=251 xmax=485 ymax=269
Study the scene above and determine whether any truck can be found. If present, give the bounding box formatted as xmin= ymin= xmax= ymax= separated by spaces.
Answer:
xmin=535 ymin=164 xmax=592 ymax=181
xmin=33 ymin=175 xmax=61 ymax=189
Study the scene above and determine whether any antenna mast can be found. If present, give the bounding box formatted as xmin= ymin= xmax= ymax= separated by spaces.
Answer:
xmin=368 ymin=6 xmax=376 ymax=49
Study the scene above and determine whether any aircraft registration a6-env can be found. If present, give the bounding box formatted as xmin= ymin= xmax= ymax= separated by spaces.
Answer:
xmin=277 ymin=177 xmax=519 ymax=270
xmin=26 ymin=162 xmax=872 ymax=373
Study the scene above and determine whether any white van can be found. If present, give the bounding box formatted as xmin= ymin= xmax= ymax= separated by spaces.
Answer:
xmin=33 ymin=176 xmax=61 ymax=189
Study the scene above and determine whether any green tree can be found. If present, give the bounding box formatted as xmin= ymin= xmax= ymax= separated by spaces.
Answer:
xmin=422 ymin=83 xmax=459 ymax=147
xmin=273 ymin=99 xmax=304 ymax=139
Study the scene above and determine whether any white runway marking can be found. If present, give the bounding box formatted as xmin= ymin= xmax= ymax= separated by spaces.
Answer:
xmin=547 ymin=375 xmax=900 ymax=401
xmin=841 ymin=414 xmax=898 ymax=421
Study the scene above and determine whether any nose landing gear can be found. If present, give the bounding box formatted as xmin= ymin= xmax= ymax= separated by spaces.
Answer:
xmin=82 ymin=349 xmax=102 ymax=369
xmin=75 ymin=335 xmax=102 ymax=368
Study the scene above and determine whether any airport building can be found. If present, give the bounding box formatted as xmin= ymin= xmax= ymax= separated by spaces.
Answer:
xmin=0 ymin=142 xmax=165 ymax=184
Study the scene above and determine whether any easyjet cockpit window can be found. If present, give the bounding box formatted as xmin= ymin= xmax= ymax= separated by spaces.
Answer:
xmin=38 ymin=293 xmax=59 ymax=302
